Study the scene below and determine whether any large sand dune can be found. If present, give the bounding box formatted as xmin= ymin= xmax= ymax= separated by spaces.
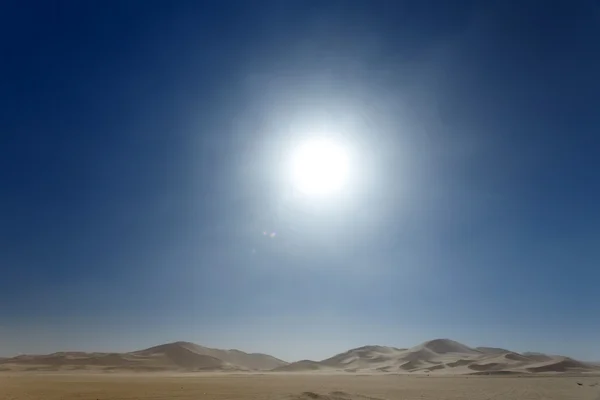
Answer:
xmin=133 ymin=341 xmax=286 ymax=370
xmin=1 ymin=338 xmax=598 ymax=375
xmin=277 ymin=339 xmax=600 ymax=375
xmin=0 ymin=341 xmax=287 ymax=372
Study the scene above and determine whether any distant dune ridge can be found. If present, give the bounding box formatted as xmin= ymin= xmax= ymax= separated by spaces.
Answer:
xmin=131 ymin=341 xmax=286 ymax=370
xmin=0 ymin=341 xmax=287 ymax=372
xmin=274 ymin=339 xmax=600 ymax=375
xmin=1 ymin=338 xmax=598 ymax=374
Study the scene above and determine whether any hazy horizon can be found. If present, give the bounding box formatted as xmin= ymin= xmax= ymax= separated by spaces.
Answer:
xmin=1 ymin=1 xmax=599 ymax=364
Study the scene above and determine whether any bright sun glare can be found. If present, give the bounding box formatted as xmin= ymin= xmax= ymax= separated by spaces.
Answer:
xmin=290 ymin=138 xmax=350 ymax=196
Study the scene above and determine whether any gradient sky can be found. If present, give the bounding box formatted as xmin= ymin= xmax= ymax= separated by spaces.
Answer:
xmin=1 ymin=0 xmax=599 ymax=362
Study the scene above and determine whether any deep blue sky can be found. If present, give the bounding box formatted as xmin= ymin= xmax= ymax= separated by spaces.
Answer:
xmin=1 ymin=0 xmax=599 ymax=362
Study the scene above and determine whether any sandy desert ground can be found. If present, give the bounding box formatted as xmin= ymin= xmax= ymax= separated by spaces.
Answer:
xmin=1 ymin=372 xmax=599 ymax=400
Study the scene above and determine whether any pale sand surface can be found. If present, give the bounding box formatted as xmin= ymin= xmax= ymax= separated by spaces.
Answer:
xmin=1 ymin=373 xmax=599 ymax=400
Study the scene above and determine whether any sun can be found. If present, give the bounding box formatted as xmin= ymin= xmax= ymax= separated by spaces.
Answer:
xmin=290 ymin=138 xmax=350 ymax=196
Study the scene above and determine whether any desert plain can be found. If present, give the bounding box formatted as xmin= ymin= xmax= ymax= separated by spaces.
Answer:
xmin=1 ymin=373 xmax=599 ymax=400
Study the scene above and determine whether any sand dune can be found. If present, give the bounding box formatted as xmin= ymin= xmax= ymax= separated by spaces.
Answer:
xmin=0 ymin=341 xmax=287 ymax=372
xmin=525 ymin=357 xmax=593 ymax=373
xmin=274 ymin=339 xmax=599 ymax=375
xmin=133 ymin=341 xmax=286 ymax=370
xmin=320 ymin=346 xmax=406 ymax=369
xmin=312 ymin=339 xmax=485 ymax=373
xmin=1 ymin=338 xmax=597 ymax=375
xmin=132 ymin=342 xmax=233 ymax=370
